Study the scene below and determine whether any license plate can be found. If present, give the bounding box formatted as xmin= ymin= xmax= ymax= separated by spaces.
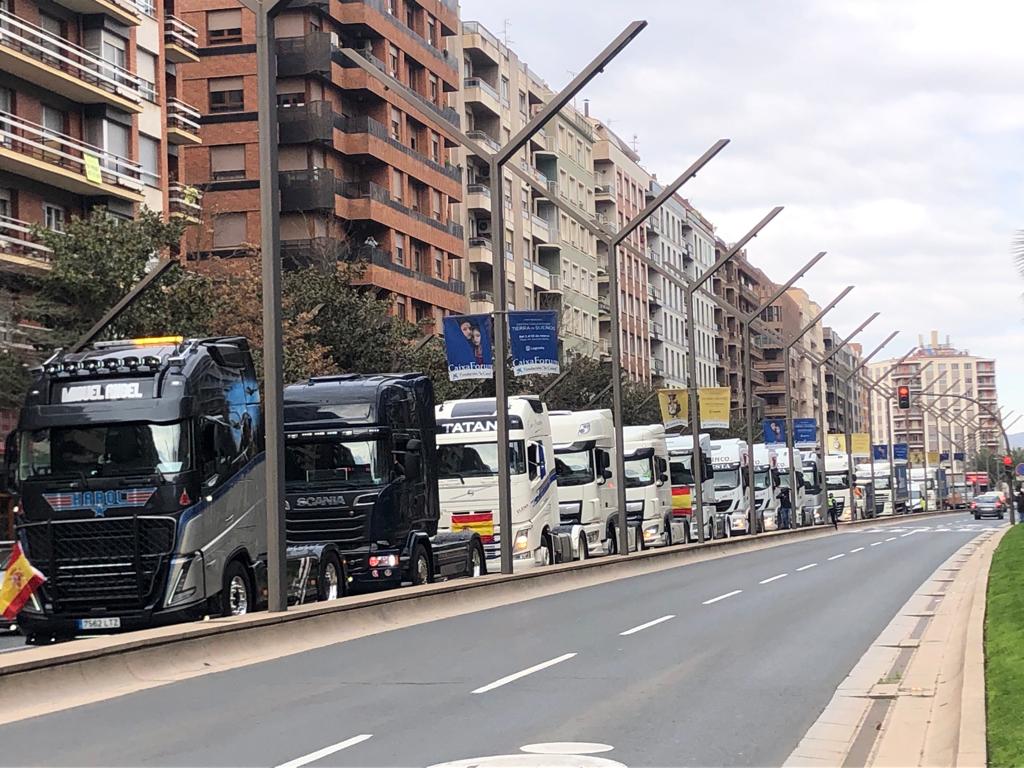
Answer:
xmin=77 ymin=617 xmax=121 ymax=630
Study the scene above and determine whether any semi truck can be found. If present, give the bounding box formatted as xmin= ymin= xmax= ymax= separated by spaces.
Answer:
xmin=549 ymin=409 xmax=621 ymax=558
xmin=751 ymin=444 xmax=780 ymax=531
xmin=801 ymin=452 xmax=826 ymax=525
xmin=666 ymin=433 xmax=719 ymax=541
xmin=776 ymin=450 xmax=808 ymax=527
xmin=622 ymin=424 xmax=675 ymax=547
xmin=2 ymin=336 xmax=341 ymax=643
xmin=824 ymin=453 xmax=855 ymax=521
xmin=283 ymin=374 xmax=483 ymax=589
xmin=710 ymin=439 xmax=750 ymax=535
xmin=434 ymin=396 xmax=573 ymax=567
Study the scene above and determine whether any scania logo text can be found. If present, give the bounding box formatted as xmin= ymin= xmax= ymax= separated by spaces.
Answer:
xmin=295 ymin=495 xmax=347 ymax=507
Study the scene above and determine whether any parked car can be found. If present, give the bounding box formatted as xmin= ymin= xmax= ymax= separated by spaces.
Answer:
xmin=971 ymin=492 xmax=1005 ymax=520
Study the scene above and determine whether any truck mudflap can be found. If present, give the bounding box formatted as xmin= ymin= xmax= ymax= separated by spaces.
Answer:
xmin=430 ymin=531 xmax=484 ymax=579
xmin=551 ymin=524 xmax=585 ymax=560
xmin=546 ymin=529 xmax=574 ymax=564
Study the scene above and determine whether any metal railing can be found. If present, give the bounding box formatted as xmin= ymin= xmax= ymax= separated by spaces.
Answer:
xmin=466 ymin=183 xmax=491 ymax=196
xmin=466 ymin=130 xmax=500 ymax=152
xmin=468 ymin=236 xmax=492 ymax=250
xmin=337 ymin=180 xmax=464 ymax=239
xmin=0 ymin=109 xmax=143 ymax=191
xmin=470 ymin=289 xmax=494 ymax=303
xmin=462 ymin=21 xmax=502 ymax=50
xmin=0 ymin=213 xmax=52 ymax=263
xmin=336 ymin=113 xmax=461 ymax=181
xmin=464 ymin=76 xmax=500 ymax=103
xmin=167 ymin=98 xmax=201 ymax=135
xmin=164 ymin=15 xmax=198 ymax=56
xmin=595 ymin=183 xmax=614 ymax=196
xmin=0 ymin=10 xmax=146 ymax=102
xmin=341 ymin=0 xmax=455 ymax=69
xmin=348 ymin=44 xmax=460 ymax=127
xmin=168 ymin=182 xmax=201 ymax=218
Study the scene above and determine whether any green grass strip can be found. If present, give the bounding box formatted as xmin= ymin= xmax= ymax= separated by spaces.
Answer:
xmin=986 ymin=524 xmax=1024 ymax=767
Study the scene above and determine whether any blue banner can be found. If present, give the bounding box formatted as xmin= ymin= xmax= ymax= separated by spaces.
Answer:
xmin=508 ymin=310 xmax=559 ymax=376
xmin=940 ymin=451 xmax=950 ymax=461
xmin=763 ymin=418 xmax=786 ymax=445
xmin=893 ymin=443 xmax=909 ymax=461
xmin=443 ymin=314 xmax=494 ymax=381
xmin=793 ymin=418 xmax=817 ymax=448
xmin=873 ymin=444 xmax=888 ymax=460
xmin=954 ymin=452 xmax=965 ymax=461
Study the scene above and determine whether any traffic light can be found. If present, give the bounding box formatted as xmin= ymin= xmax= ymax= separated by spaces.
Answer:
xmin=897 ymin=385 xmax=910 ymax=410
xmin=1004 ymin=455 xmax=1013 ymax=468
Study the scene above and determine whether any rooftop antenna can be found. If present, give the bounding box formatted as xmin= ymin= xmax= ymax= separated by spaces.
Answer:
xmin=502 ymin=18 xmax=513 ymax=47
xmin=631 ymin=133 xmax=639 ymax=153
xmin=566 ymin=70 xmax=578 ymax=108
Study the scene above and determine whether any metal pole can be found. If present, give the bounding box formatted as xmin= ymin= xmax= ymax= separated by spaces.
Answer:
xmin=867 ymin=385 xmax=876 ymax=518
xmin=784 ymin=352 xmax=797 ymax=528
xmin=844 ymin=368 xmax=856 ymax=519
xmin=254 ymin=5 xmax=286 ymax=613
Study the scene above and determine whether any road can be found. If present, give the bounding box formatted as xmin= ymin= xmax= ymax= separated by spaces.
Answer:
xmin=0 ymin=514 xmax=999 ymax=767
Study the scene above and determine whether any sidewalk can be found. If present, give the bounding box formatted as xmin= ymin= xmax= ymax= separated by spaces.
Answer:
xmin=784 ymin=526 xmax=1003 ymax=767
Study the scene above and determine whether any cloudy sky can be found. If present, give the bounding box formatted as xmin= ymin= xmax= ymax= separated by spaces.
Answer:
xmin=461 ymin=0 xmax=1024 ymax=426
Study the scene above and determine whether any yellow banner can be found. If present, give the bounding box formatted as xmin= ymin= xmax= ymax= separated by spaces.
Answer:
xmin=699 ymin=387 xmax=731 ymax=429
xmin=658 ymin=389 xmax=688 ymax=430
xmin=909 ymin=449 xmax=925 ymax=464
xmin=826 ymin=433 xmax=871 ymax=456
xmin=928 ymin=451 xmax=940 ymax=465
xmin=83 ymin=153 xmax=103 ymax=183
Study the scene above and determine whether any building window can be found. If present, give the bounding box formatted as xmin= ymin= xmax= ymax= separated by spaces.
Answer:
xmin=405 ymin=3 xmax=414 ymax=28
xmin=386 ymin=0 xmax=397 ymax=15
xmin=430 ymin=133 xmax=440 ymax=162
xmin=391 ymin=168 xmax=403 ymax=201
xmin=395 ymin=295 xmax=406 ymax=319
xmin=434 ymin=249 xmax=443 ymax=278
xmin=209 ymin=77 xmax=244 ymax=112
xmin=137 ymin=49 xmax=158 ymax=101
xmin=388 ymin=44 xmax=399 ymax=78
xmin=0 ymin=188 xmax=11 ymax=220
xmin=426 ymin=14 xmax=436 ymax=46
xmin=500 ymin=76 xmax=510 ymax=103
xmin=138 ymin=134 xmax=160 ymax=187
xmin=518 ymin=90 xmax=527 ymax=116
xmin=394 ymin=233 xmax=405 ymax=265
xmin=207 ymin=9 xmax=242 ymax=44
xmin=213 ymin=212 xmax=246 ymax=248
xmin=431 ymin=189 xmax=441 ymax=221
xmin=428 ymin=73 xmax=439 ymax=103
xmin=41 ymin=105 xmax=65 ymax=137
xmin=210 ymin=144 xmax=245 ymax=180
xmin=390 ymin=106 xmax=401 ymax=140
xmin=277 ymin=91 xmax=304 ymax=108
xmin=44 ymin=204 xmax=65 ymax=233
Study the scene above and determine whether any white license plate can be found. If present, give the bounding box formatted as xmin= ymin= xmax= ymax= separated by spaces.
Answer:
xmin=77 ymin=617 xmax=121 ymax=630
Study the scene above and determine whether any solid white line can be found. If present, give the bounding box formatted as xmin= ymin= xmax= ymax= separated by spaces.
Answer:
xmin=472 ymin=653 xmax=577 ymax=694
xmin=871 ymin=541 xmax=883 ymax=547
xmin=620 ymin=615 xmax=675 ymax=636
xmin=885 ymin=537 xmax=897 ymax=542
xmin=759 ymin=573 xmax=788 ymax=584
xmin=850 ymin=547 xmax=865 ymax=553
xmin=828 ymin=554 xmax=845 ymax=561
xmin=796 ymin=563 xmax=818 ymax=572
xmin=703 ymin=589 xmax=742 ymax=605
xmin=275 ymin=735 xmax=373 ymax=768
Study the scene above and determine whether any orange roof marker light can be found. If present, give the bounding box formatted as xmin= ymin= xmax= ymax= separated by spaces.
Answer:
xmin=130 ymin=336 xmax=184 ymax=346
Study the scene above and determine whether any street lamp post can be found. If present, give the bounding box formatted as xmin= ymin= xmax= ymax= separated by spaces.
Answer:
xmin=685 ymin=208 xmax=784 ymax=542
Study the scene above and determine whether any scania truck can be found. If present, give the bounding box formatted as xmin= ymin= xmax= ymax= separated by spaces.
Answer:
xmin=623 ymin=424 xmax=674 ymax=547
xmin=549 ymin=409 xmax=621 ymax=558
xmin=710 ymin=439 xmax=750 ymax=535
xmin=666 ymin=433 xmax=719 ymax=542
xmin=434 ymin=397 xmax=572 ymax=567
xmin=283 ymin=374 xmax=483 ymax=589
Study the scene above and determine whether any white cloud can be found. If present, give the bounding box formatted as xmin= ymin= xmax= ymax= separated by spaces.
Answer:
xmin=461 ymin=0 xmax=1024 ymax=423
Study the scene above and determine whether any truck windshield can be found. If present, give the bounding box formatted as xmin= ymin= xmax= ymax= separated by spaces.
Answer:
xmin=669 ymin=454 xmax=693 ymax=486
xmin=437 ymin=441 xmax=526 ymax=479
xmin=285 ymin=438 xmax=384 ymax=487
xmin=624 ymin=456 xmax=655 ymax=488
xmin=713 ymin=467 xmax=740 ymax=491
xmin=18 ymin=422 xmax=189 ymax=480
xmin=754 ymin=469 xmax=771 ymax=490
xmin=826 ymin=474 xmax=850 ymax=490
xmin=555 ymin=449 xmax=594 ymax=486
xmin=874 ymin=477 xmax=892 ymax=490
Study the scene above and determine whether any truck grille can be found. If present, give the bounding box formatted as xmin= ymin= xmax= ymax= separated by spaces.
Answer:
xmin=715 ymin=500 xmax=733 ymax=513
xmin=20 ymin=517 xmax=176 ymax=613
xmin=286 ymin=507 xmax=368 ymax=548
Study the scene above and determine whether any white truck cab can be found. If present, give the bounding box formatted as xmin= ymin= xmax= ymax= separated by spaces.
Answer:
xmin=710 ymin=439 xmax=751 ymax=535
xmin=550 ymin=409 xmax=621 ymax=558
xmin=666 ymin=433 xmax=719 ymax=542
xmin=855 ymin=463 xmax=891 ymax=517
xmin=825 ymin=453 xmax=855 ymax=521
xmin=752 ymin=444 xmax=780 ymax=531
xmin=775 ymin=449 xmax=806 ymax=527
xmin=435 ymin=396 xmax=572 ymax=567
xmin=801 ymin=452 xmax=825 ymax=525
xmin=623 ymin=424 xmax=674 ymax=547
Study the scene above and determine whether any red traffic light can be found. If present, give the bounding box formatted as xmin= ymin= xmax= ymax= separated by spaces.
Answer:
xmin=897 ymin=385 xmax=911 ymax=410
xmin=1004 ymin=455 xmax=1013 ymax=467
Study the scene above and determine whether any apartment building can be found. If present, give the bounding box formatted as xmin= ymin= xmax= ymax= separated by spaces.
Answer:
xmin=0 ymin=0 xmax=199 ymax=456
xmin=849 ymin=342 xmax=870 ymax=434
xmin=179 ymin=0 xmax=468 ymax=327
xmin=712 ymin=247 xmax=767 ymax=422
xmin=686 ymin=207 xmax=719 ymax=388
xmin=644 ymin=185 xmax=687 ymax=387
xmin=822 ymin=326 xmax=865 ymax=435
xmin=869 ymin=331 xmax=1001 ymax=459
xmin=755 ymin=288 xmax=804 ymax=422
xmin=459 ymin=20 xmax=597 ymax=357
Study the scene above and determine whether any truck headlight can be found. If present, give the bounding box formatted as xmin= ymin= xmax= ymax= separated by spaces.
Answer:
xmin=626 ymin=500 xmax=644 ymax=514
xmin=165 ymin=552 xmax=203 ymax=607
xmin=513 ymin=527 xmax=532 ymax=553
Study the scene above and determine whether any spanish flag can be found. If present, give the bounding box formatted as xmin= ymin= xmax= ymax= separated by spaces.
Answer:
xmin=0 ymin=543 xmax=46 ymax=621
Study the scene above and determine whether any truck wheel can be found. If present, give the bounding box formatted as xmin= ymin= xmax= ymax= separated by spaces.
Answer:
xmin=606 ymin=524 xmax=619 ymax=555
xmin=665 ymin=519 xmax=673 ymax=546
xmin=578 ymin=531 xmax=589 ymax=560
xmin=541 ymin=531 xmax=555 ymax=565
xmin=410 ymin=542 xmax=432 ymax=585
xmin=317 ymin=551 xmax=344 ymax=601
xmin=221 ymin=560 xmax=254 ymax=617
xmin=468 ymin=539 xmax=486 ymax=577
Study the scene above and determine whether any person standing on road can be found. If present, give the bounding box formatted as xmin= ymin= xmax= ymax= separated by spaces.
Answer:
xmin=1016 ymin=485 xmax=1024 ymax=523
xmin=827 ymin=492 xmax=839 ymax=529
xmin=779 ymin=486 xmax=792 ymax=530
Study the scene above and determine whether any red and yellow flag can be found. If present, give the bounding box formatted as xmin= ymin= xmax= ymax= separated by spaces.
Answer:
xmin=0 ymin=543 xmax=46 ymax=621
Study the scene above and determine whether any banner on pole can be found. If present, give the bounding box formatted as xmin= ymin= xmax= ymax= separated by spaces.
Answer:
xmin=763 ymin=418 xmax=786 ymax=445
xmin=954 ymin=452 xmax=965 ymax=461
xmin=893 ymin=443 xmax=909 ymax=461
xmin=909 ymin=449 xmax=924 ymax=464
xmin=508 ymin=310 xmax=559 ymax=376
xmin=793 ymin=418 xmax=817 ymax=449
xmin=658 ymin=389 xmax=688 ymax=430
xmin=442 ymin=314 xmax=494 ymax=381
xmin=826 ymin=432 xmax=870 ymax=456
xmin=873 ymin=444 xmax=888 ymax=460
xmin=698 ymin=387 xmax=730 ymax=429
xmin=928 ymin=451 xmax=940 ymax=465
xmin=940 ymin=451 xmax=950 ymax=461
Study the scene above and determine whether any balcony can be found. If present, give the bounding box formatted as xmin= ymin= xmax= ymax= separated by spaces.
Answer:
xmin=531 ymin=213 xmax=550 ymax=243
xmin=164 ymin=15 xmax=199 ymax=63
xmin=599 ymin=338 xmax=611 ymax=359
xmin=650 ymin=321 xmax=663 ymax=342
xmin=462 ymin=21 xmax=501 ymax=66
xmin=463 ymin=76 xmax=501 ymax=117
xmin=531 ymin=262 xmax=551 ymax=291
xmin=168 ymin=182 xmax=201 ymax=222
xmin=338 ymin=0 xmax=457 ymax=78
xmin=466 ymin=183 xmax=491 ymax=212
xmin=466 ymin=130 xmax=500 ymax=153
xmin=646 ymin=216 xmax=662 ymax=236
xmin=0 ymin=109 xmax=143 ymax=201
xmin=594 ymin=183 xmax=614 ymax=201
xmin=279 ymin=101 xmax=334 ymax=144
xmin=467 ymin=236 xmax=493 ymax=265
xmin=0 ymin=214 xmax=52 ymax=272
xmin=648 ymin=284 xmax=662 ymax=306
xmin=277 ymin=32 xmax=332 ymax=77
xmin=540 ymin=273 xmax=562 ymax=294
xmin=598 ymin=297 xmax=610 ymax=317
xmin=469 ymin=289 xmax=494 ymax=313
xmin=56 ymin=0 xmax=140 ymax=26
xmin=338 ymin=180 xmax=464 ymax=239
xmin=0 ymin=10 xmax=145 ymax=112
xmin=335 ymin=113 xmax=462 ymax=184
xmin=652 ymin=357 xmax=665 ymax=377
xmin=167 ymin=98 xmax=201 ymax=145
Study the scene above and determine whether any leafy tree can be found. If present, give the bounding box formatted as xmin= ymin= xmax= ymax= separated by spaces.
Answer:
xmin=0 ymin=348 xmax=31 ymax=410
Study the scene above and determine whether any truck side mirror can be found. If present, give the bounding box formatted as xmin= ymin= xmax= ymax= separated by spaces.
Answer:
xmin=657 ymin=472 xmax=668 ymax=485
xmin=601 ymin=467 xmax=613 ymax=481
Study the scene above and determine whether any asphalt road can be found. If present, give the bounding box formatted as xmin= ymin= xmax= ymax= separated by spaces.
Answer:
xmin=0 ymin=513 xmax=998 ymax=767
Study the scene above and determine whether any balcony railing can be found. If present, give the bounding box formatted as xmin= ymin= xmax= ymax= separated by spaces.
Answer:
xmin=340 ymin=0 xmax=455 ymax=70
xmin=466 ymin=183 xmax=491 ymax=196
xmin=0 ymin=10 xmax=146 ymax=103
xmin=595 ymin=183 xmax=614 ymax=196
xmin=468 ymin=236 xmax=492 ymax=250
xmin=164 ymin=15 xmax=198 ymax=58
xmin=462 ymin=21 xmax=502 ymax=52
xmin=532 ymin=213 xmax=550 ymax=233
xmin=336 ymin=113 xmax=461 ymax=181
xmin=0 ymin=109 xmax=143 ymax=191
xmin=168 ymin=182 xmax=201 ymax=220
xmin=337 ymin=180 xmax=465 ymax=239
xmin=0 ymin=214 xmax=51 ymax=265
xmin=167 ymin=98 xmax=201 ymax=135
xmin=464 ymin=76 xmax=500 ymax=104
xmin=466 ymin=130 xmax=500 ymax=152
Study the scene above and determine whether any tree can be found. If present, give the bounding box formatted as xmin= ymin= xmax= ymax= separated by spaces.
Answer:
xmin=0 ymin=348 xmax=31 ymax=410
